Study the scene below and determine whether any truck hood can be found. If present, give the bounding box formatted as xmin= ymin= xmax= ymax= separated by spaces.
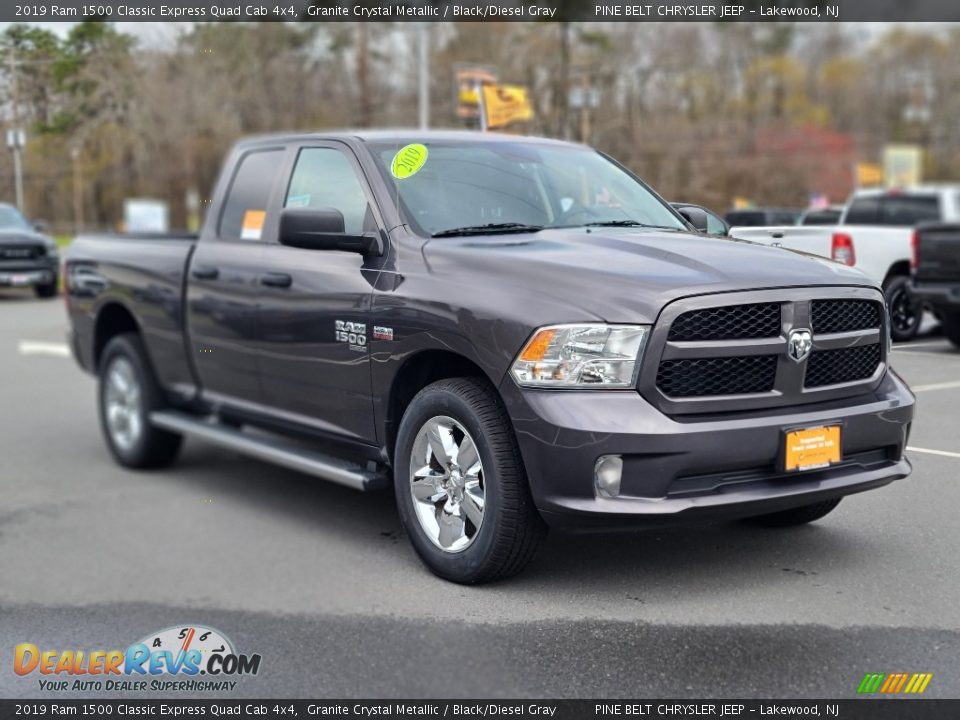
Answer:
xmin=0 ymin=228 xmax=51 ymax=246
xmin=422 ymin=228 xmax=874 ymax=323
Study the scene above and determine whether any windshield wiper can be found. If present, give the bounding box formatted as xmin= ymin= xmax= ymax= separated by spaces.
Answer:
xmin=432 ymin=223 xmax=544 ymax=238
xmin=584 ymin=220 xmax=681 ymax=230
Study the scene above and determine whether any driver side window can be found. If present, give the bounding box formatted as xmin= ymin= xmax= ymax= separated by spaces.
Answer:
xmin=285 ymin=148 xmax=370 ymax=234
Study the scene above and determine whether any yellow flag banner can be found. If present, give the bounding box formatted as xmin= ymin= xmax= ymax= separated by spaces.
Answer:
xmin=482 ymin=84 xmax=534 ymax=129
xmin=856 ymin=162 xmax=884 ymax=187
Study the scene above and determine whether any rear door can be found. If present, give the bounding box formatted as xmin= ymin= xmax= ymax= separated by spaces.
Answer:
xmin=254 ymin=142 xmax=382 ymax=445
xmin=186 ymin=145 xmax=286 ymax=409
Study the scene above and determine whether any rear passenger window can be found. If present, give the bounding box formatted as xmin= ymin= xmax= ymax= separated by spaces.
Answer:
xmin=879 ymin=196 xmax=940 ymax=226
xmin=285 ymin=148 xmax=371 ymax=234
xmin=218 ymin=149 xmax=285 ymax=241
xmin=845 ymin=198 xmax=880 ymax=224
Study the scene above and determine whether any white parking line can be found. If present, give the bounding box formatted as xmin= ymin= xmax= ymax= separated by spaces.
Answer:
xmin=891 ymin=349 xmax=960 ymax=358
xmin=910 ymin=380 xmax=960 ymax=393
xmin=893 ymin=341 xmax=949 ymax=349
xmin=908 ymin=446 xmax=960 ymax=460
xmin=17 ymin=341 xmax=70 ymax=358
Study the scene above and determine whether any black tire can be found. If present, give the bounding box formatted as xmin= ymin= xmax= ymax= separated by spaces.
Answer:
xmin=943 ymin=313 xmax=960 ymax=350
xmin=743 ymin=498 xmax=842 ymax=528
xmin=394 ymin=377 xmax=547 ymax=584
xmin=884 ymin=275 xmax=921 ymax=343
xmin=98 ymin=333 xmax=183 ymax=469
xmin=34 ymin=275 xmax=58 ymax=298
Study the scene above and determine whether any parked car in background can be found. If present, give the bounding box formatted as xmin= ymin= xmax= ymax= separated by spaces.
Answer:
xmin=0 ymin=203 xmax=59 ymax=298
xmin=730 ymin=186 xmax=960 ymax=342
xmin=799 ymin=206 xmax=844 ymax=226
xmin=912 ymin=222 xmax=960 ymax=348
xmin=725 ymin=207 xmax=800 ymax=227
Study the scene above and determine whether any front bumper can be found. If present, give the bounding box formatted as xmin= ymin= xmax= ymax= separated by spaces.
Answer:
xmin=0 ymin=263 xmax=57 ymax=288
xmin=500 ymin=370 xmax=915 ymax=530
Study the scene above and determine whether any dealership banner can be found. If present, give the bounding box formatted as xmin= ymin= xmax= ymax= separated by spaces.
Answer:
xmin=2 ymin=700 xmax=960 ymax=719
xmin=6 ymin=0 xmax=960 ymax=22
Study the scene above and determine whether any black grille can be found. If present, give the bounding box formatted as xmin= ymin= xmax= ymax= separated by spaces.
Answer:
xmin=668 ymin=303 xmax=781 ymax=342
xmin=805 ymin=343 xmax=882 ymax=388
xmin=0 ymin=245 xmax=39 ymax=260
xmin=656 ymin=355 xmax=778 ymax=397
xmin=811 ymin=299 xmax=881 ymax=334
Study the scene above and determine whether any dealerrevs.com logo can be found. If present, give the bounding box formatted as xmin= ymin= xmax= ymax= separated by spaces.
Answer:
xmin=14 ymin=625 xmax=262 ymax=693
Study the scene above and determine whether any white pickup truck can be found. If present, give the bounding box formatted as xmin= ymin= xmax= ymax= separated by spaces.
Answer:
xmin=730 ymin=186 xmax=960 ymax=341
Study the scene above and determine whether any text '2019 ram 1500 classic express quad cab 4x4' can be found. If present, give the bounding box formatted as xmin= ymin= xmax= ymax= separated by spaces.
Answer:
xmin=65 ymin=132 xmax=916 ymax=583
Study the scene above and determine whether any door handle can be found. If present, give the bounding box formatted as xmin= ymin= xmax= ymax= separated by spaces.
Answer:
xmin=191 ymin=264 xmax=219 ymax=280
xmin=260 ymin=272 xmax=293 ymax=288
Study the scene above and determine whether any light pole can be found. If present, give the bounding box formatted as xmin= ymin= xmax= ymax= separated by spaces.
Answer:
xmin=417 ymin=23 xmax=430 ymax=130
xmin=71 ymin=146 xmax=83 ymax=235
xmin=7 ymin=43 xmax=25 ymax=213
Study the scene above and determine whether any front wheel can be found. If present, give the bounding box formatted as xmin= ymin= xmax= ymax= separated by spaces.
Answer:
xmin=394 ymin=377 xmax=546 ymax=583
xmin=884 ymin=275 xmax=921 ymax=343
xmin=98 ymin=333 xmax=183 ymax=469
xmin=743 ymin=498 xmax=841 ymax=528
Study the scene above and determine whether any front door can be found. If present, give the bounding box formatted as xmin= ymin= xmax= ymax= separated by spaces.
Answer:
xmin=255 ymin=143 xmax=381 ymax=445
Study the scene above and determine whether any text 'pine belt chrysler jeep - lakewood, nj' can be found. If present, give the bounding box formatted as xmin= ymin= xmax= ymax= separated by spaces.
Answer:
xmin=65 ymin=132 xmax=916 ymax=583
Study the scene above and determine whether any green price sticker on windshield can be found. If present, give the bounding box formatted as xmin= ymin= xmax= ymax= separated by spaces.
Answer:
xmin=390 ymin=143 xmax=428 ymax=179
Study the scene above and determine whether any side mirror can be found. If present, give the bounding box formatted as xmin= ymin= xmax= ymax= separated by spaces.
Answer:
xmin=33 ymin=220 xmax=49 ymax=233
xmin=671 ymin=203 xmax=730 ymax=236
xmin=278 ymin=208 xmax=382 ymax=256
xmin=674 ymin=205 xmax=710 ymax=233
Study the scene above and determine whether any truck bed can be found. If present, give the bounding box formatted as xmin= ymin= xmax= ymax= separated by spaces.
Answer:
xmin=65 ymin=233 xmax=199 ymax=396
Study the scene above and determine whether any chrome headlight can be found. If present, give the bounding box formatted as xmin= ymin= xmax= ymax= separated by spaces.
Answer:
xmin=510 ymin=324 xmax=650 ymax=388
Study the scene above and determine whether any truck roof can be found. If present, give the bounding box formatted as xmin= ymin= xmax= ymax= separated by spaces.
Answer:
xmin=234 ymin=129 xmax=581 ymax=149
xmin=851 ymin=184 xmax=960 ymax=197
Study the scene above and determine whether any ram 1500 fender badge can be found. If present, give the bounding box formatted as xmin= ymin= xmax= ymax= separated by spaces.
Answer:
xmin=335 ymin=320 xmax=367 ymax=351
xmin=787 ymin=328 xmax=813 ymax=362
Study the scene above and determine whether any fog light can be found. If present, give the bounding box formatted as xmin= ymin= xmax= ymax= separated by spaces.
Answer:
xmin=594 ymin=455 xmax=623 ymax=498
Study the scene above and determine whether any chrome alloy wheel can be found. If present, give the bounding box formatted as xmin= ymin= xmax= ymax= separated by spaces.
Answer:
xmin=104 ymin=357 xmax=143 ymax=453
xmin=409 ymin=415 xmax=485 ymax=553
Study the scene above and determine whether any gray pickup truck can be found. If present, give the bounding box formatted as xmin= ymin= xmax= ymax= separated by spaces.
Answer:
xmin=0 ymin=203 xmax=59 ymax=298
xmin=65 ymin=131 xmax=915 ymax=583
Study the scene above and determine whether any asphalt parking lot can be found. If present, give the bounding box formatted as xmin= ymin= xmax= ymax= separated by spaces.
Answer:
xmin=2 ymin=292 xmax=959 ymax=699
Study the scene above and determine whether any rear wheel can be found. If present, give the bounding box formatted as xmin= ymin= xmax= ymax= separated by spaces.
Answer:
xmin=743 ymin=498 xmax=841 ymax=528
xmin=884 ymin=275 xmax=921 ymax=342
xmin=98 ymin=333 xmax=183 ymax=469
xmin=943 ymin=313 xmax=960 ymax=350
xmin=394 ymin=377 xmax=546 ymax=583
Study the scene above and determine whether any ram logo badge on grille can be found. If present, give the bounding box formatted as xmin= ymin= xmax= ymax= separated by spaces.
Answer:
xmin=787 ymin=329 xmax=813 ymax=363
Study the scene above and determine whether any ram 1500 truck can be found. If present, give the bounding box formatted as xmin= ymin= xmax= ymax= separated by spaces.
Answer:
xmin=912 ymin=222 xmax=960 ymax=348
xmin=0 ymin=202 xmax=60 ymax=298
xmin=65 ymin=131 xmax=916 ymax=583
xmin=730 ymin=186 xmax=960 ymax=342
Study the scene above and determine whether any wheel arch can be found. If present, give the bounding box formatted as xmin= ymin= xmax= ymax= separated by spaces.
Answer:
xmin=384 ymin=349 xmax=496 ymax=464
xmin=93 ymin=301 xmax=141 ymax=373
xmin=882 ymin=260 xmax=911 ymax=287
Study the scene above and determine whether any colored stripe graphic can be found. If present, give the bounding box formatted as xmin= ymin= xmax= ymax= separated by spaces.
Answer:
xmin=858 ymin=672 xmax=932 ymax=694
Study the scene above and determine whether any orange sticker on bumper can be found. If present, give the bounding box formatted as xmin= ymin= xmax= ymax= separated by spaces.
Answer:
xmin=785 ymin=425 xmax=841 ymax=472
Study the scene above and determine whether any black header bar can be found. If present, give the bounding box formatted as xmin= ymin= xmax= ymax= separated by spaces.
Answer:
xmin=6 ymin=0 xmax=960 ymax=23
xmin=2 ymin=699 xmax=960 ymax=720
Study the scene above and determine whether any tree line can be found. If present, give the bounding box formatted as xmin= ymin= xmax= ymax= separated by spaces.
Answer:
xmin=1 ymin=21 xmax=958 ymax=232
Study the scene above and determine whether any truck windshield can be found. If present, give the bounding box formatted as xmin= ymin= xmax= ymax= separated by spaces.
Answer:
xmin=368 ymin=140 xmax=686 ymax=238
xmin=0 ymin=205 xmax=32 ymax=231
